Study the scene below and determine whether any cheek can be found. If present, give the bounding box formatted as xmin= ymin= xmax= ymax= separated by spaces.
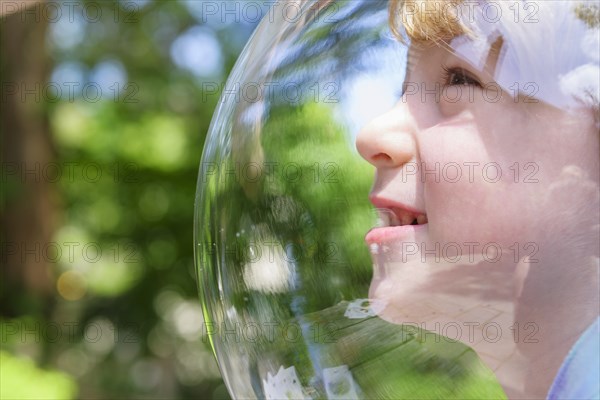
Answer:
xmin=427 ymin=180 xmax=530 ymax=246
xmin=421 ymin=128 xmax=532 ymax=246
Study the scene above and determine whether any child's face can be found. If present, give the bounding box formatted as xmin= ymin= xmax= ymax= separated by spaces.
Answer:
xmin=357 ymin=41 xmax=598 ymax=259
xmin=355 ymin=39 xmax=599 ymax=394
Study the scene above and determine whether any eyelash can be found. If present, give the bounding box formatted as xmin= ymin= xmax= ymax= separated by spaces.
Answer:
xmin=442 ymin=65 xmax=482 ymax=87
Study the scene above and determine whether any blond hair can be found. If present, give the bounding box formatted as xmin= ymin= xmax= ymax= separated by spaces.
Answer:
xmin=388 ymin=0 xmax=467 ymax=44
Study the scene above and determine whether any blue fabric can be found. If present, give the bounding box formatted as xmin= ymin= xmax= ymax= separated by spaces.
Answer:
xmin=547 ymin=317 xmax=600 ymax=400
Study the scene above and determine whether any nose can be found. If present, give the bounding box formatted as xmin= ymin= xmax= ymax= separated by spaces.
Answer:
xmin=355 ymin=103 xmax=417 ymax=169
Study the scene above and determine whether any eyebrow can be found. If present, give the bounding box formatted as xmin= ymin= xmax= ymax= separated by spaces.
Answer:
xmin=484 ymin=36 xmax=505 ymax=78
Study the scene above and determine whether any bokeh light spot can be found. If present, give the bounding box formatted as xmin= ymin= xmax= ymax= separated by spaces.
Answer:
xmin=57 ymin=271 xmax=87 ymax=301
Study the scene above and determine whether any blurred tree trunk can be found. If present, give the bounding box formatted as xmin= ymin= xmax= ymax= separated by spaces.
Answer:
xmin=1 ymin=4 xmax=57 ymax=315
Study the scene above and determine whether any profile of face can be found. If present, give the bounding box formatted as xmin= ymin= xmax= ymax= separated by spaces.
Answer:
xmin=355 ymin=1 xmax=599 ymax=398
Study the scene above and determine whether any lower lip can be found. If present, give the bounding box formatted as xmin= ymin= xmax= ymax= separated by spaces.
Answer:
xmin=365 ymin=224 xmax=428 ymax=245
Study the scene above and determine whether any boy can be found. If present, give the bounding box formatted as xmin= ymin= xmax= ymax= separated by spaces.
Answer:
xmin=357 ymin=1 xmax=599 ymax=398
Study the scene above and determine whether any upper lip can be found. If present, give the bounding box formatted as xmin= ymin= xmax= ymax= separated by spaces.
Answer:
xmin=369 ymin=195 xmax=428 ymax=226
xmin=369 ymin=195 xmax=423 ymax=214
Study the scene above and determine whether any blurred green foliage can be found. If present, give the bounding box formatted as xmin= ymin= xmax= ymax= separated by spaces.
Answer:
xmin=1 ymin=1 xmax=257 ymax=398
xmin=0 ymin=351 xmax=77 ymax=399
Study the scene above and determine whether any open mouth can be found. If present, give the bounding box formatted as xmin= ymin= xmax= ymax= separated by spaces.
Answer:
xmin=366 ymin=197 xmax=428 ymax=244
xmin=376 ymin=207 xmax=428 ymax=228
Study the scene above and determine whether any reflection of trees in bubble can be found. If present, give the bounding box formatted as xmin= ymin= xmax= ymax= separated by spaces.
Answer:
xmin=204 ymin=100 xmax=373 ymax=318
xmin=197 ymin=101 xmax=373 ymax=390
xmin=298 ymin=302 xmax=506 ymax=399
xmin=259 ymin=102 xmax=374 ymax=311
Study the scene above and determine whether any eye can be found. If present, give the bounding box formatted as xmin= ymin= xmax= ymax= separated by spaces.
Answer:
xmin=442 ymin=66 xmax=482 ymax=87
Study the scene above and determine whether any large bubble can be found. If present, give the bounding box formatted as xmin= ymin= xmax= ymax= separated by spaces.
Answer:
xmin=195 ymin=1 xmax=599 ymax=399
